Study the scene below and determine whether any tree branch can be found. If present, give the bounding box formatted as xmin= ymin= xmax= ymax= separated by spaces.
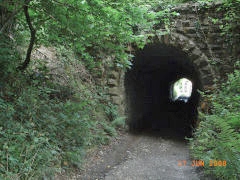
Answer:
xmin=18 ymin=0 xmax=36 ymax=71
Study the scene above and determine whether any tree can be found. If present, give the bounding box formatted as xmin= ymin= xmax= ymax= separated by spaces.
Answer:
xmin=1 ymin=0 xmax=166 ymax=71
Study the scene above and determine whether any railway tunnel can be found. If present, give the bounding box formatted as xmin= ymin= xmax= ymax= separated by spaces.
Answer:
xmin=124 ymin=43 xmax=203 ymax=136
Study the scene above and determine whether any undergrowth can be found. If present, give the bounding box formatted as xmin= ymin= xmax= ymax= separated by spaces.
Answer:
xmin=189 ymin=1 xmax=240 ymax=178
xmin=0 ymin=35 xmax=123 ymax=179
xmin=189 ymin=62 xmax=240 ymax=179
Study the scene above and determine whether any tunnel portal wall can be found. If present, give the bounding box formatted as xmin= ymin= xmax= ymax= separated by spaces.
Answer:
xmin=97 ymin=2 xmax=239 ymax=132
xmin=107 ymin=32 xmax=216 ymax=119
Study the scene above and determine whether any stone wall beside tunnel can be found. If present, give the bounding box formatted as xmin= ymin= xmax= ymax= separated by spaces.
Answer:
xmin=170 ymin=2 xmax=239 ymax=79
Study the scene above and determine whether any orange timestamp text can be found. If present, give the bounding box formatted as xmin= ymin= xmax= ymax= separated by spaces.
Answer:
xmin=178 ymin=160 xmax=227 ymax=167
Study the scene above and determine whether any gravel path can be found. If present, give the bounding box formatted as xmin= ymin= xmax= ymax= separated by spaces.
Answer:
xmin=105 ymin=131 xmax=199 ymax=180
xmin=58 ymin=129 xmax=205 ymax=180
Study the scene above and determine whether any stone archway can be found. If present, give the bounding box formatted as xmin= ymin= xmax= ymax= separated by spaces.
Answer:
xmin=157 ymin=33 xmax=216 ymax=88
xmin=124 ymin=33 xmax=216 ymax=135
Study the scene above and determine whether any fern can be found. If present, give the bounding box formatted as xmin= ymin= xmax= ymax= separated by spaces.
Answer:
xmin=190 ymin=114 xmax=240 ymax=179
xmin=111 ymin=116 xmax=126 ymax=128
xmin=190 ymin=64 xmax=240 ymax=179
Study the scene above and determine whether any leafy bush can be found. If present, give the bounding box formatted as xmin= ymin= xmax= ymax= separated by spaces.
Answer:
xmin=0 ymin=82 xmax=118 ymax=178
xmin=0 ymin=60 xmax=117 ymax=179
xmin=220 ymin=0 xmax=240 ymax=47
xmin=190 ymin=116 xmax=240 ymax=179
xmin=111 ymin=116 xmax=126 ymax=129
xmin=0 ymin=34 xmax=20 ymax=83
xmin=190 ymin=62 xmax=240 ymax=179
xmin=211 ymin=62 xmax=240 ymax=131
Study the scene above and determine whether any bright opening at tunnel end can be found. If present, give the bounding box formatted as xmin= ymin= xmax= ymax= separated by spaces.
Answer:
xmin=170 ymin=78 xmax=193 ymax=103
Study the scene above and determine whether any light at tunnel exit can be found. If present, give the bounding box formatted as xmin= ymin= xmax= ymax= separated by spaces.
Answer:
xmin=170 ymin=78 xmax=193 ymax=103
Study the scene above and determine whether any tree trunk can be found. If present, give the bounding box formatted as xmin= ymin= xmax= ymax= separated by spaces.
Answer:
xmin=18 ymin=0 xmax=36 ymax=71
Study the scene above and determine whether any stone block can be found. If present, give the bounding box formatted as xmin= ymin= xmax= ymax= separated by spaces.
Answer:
xmin=183 ymin=27 xmax=196 ymax=34
xmin=108 ymin=87 xmax=121 ymax=96
xmin=195 ymin=58 xmax=208 ymax=68
xmin=163 ymin=35 xmax=170 ymax=45
xmin=111 ymin=96 xmax=123 ymax=105
xmin=199 ymin=67 xmax=212 ymax=78
xmin=182 ymin=20 xmax=190 ymax=27
xmin=203 ymin=17 xmax=210 ymax=25
xmin=189 ymin=48 xmax=202 ymax=60
xmin=175 ymin=20 xmax=183 ymax=28
xmin=107 ymin=78 xmax=118 ymax=87
xmin=108 ymin=71 xmax=119 ymax=79
xmin=208 ymin=44 xmax=222 ymax=50
xmin=201 ymin=76 xmax=214 ymax=85
xmin=182 ymin=44 xmax=195 ymax=53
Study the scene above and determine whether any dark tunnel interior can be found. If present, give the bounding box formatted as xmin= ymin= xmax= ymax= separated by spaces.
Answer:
xmin=125 ymin=43 xmax=202 ymax=136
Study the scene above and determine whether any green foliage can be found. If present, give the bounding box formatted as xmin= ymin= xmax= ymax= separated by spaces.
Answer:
xmin=104 ymin=103 xmax=126 ymax=129
xmin=0 ymin=34 xmax=19 ymax=81
xmin=111 ymin=116 xmax=126 ymax=128
xmin=220 ymin=0 xmax=240 ymax=46
xmin=28 ymin=0 xmax=161 ymax=69
xmin=1 ymin=0 xmax=176 ymax=71
xmin=159 ymin=0 xmax=213 ymax=4
xmin=190 ymin=116 xmax=240 ymax=179
xmin=1 ymin=2 xmax=166 ymax=177
xmin=0 ymin=118 xmax=59 ymax=179
xmin=0 ymin=65 xmax=118 ymax=178
xmin=190 ymin=62 xmax=240 ymax=179
xmin=0 ymin=13 xmax=124 ymax=176
xmin=211 ymin=62 xmax=240 ymax=122
xmin=104 ymin=103 xmax=119 ymax=121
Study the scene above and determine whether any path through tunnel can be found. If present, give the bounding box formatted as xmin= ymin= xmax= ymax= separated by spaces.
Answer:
xmin=125 ymin=43 xmax=202 ymax=136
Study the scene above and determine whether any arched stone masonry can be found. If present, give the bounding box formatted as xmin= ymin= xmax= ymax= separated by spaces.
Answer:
xmin=104 ymin=2 xmax=238 ymax=132
xmin=157 ymin=33 xmax=217 ymax=88
xmin=122 ymin=33 xmax=217 ymax=132
xmin=108 ymin=33 xmax=217 ymax=116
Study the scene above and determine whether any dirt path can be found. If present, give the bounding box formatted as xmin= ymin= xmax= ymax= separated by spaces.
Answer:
xmin=58 ymin=129 xmax=206 ymax=180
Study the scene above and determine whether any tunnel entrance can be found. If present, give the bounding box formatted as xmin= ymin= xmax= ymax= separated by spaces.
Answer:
xmin=125 ymin=43 xmax=202 ymax=136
